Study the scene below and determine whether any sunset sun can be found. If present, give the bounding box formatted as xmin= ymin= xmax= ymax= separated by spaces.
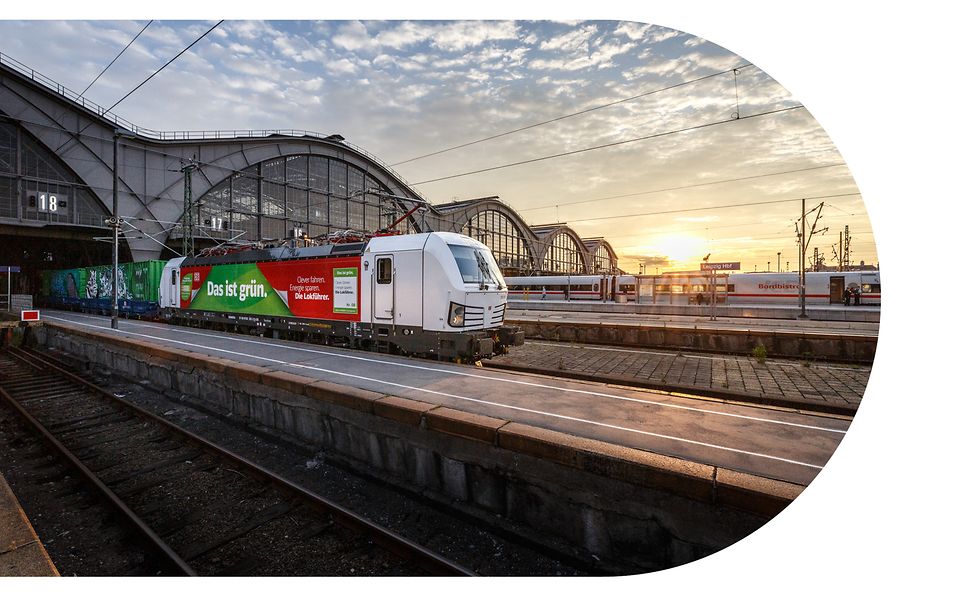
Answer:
xmin=656 ymin=235 xmax=706 ymax=267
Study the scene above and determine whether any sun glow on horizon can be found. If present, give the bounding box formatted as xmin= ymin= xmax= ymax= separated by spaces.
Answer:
xmin=653 ymin=234 xmax=707 ymax=269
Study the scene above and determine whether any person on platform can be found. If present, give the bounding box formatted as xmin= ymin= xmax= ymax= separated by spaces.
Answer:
xmin=843 ymin=287 xmax=851 ymax=306
xmin=853 ymin=286 xmax=861 ymax=306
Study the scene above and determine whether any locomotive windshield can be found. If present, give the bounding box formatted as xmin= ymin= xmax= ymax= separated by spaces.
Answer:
xmin=448 ymin=244 xmax=505 ymax=289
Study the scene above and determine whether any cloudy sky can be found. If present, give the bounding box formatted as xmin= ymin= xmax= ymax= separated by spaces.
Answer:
xmin=0 ymin=19 xmax=874 ymax=273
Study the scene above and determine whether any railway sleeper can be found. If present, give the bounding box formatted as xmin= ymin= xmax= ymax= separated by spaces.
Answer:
xmin=71 ymin=428 xmax=167 ymax=453
xmin=19 ymin=391 xmax=93 ymax=406
xmin=9 ymin=384 xmax=79 ymax=399
xmin=1 ymin=379 xmax=71 ymax=392
xmin=98 ymin=449 xmax=205 ymax=486
xmin=115 ymin=461 xmax=220 ymax=499
xmin=178 ymin=500 xmax=297 ymax=563
xmin=47 ymin=409 xmax=128 ymax=432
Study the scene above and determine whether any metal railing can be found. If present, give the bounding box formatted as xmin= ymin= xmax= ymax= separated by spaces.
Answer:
xmin=0 ymin=51 xmax=422 ymax=198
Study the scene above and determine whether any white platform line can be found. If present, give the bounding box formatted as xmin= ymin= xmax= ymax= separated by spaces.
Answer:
xmin=47 ymin=312 xmax=848 ymax=434
xmin=44 ymin=314 xmax=826 ymax=471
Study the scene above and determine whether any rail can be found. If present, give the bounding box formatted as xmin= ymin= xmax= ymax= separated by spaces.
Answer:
xmin=0 ymin=345 xmax=474 ymax=576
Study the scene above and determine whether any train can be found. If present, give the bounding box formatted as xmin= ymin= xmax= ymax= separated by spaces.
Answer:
xmin=505 ymin=271 xmax=881 ymax=306
xmin=39 ymin=232 xmax=524 ymax=361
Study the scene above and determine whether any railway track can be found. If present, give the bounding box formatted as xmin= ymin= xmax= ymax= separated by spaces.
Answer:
xmin=0 ymin=346 xmax=473 ymax=576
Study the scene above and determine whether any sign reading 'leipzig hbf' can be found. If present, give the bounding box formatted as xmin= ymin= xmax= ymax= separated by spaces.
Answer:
xmin=700 ymin=261 xmax=741 ymax=271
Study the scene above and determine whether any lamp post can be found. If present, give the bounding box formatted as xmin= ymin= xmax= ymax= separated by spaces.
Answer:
xmin=777 ymin=252 xmax=781 ymax=273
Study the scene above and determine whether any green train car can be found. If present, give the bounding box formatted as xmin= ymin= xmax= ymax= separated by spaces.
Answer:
xmin=40 ymin=260 xmax=167 ymax=316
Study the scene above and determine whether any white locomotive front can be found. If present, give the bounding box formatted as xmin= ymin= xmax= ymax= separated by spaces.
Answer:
xmin=360 ymin=232 xmax=520 ymax=358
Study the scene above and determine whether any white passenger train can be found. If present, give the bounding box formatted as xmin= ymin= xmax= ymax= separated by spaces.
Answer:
xmin=157 ymin=232 xmax=523 ymax=360
xmin=505 ymin=271 xmax=881 ymax=306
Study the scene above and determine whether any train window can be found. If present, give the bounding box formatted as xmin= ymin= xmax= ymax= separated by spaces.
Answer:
xmin=172 ymin=270 xmax=177 ymax=285
xmin=671 ymin=285 xmax=684 ymax=294
xmin=448 ymin=244 xmax=484 ymax=284
xmin=862 ymin=283 xmax=881 ymax=293
xmin=376 ymin=258 xmax=392 ymax=284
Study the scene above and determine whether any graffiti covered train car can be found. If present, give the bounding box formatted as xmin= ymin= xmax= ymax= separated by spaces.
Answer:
xmin=40 ymin=260 xmax=167 ymax=316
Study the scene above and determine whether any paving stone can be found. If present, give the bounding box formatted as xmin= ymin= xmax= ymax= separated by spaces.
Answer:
xmin=496 ymin=341 xmax=869 ymax=412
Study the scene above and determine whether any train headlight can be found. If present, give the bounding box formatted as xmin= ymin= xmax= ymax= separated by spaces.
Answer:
xmin=448 ymin=302 xmax=466 ymax=327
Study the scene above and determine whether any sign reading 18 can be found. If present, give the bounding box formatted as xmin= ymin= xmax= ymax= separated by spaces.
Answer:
xmin=38 ymin=193 xmax=59 ymax=212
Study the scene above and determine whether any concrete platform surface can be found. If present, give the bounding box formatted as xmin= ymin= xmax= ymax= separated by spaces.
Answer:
xmin=0 ymin=474 xmax=58 ymax=576
xmin=40 ymin=311 xmax=853 ymax=487
xmin=506 ymin=308 xmax=880 ymax=337
xmin=507 ymin=300 xmax=881 ymax=323
xmin=492 ymin=340 xmax=869 ymax=416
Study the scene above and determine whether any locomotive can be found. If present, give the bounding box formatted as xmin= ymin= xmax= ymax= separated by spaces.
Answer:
xmin=40 ymin=232 xmax=524 ymax=361
xmin=160 ymin=231 xmax=523 ymax=360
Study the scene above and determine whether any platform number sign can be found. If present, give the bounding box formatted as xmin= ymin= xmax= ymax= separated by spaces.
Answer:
xmin=39 ymin=193 xmax=60 ymax=212
xmin=30 ymin=193 xmax=68 ymax=214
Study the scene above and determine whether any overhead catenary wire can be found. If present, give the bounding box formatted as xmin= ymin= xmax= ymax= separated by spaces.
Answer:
xmin=80 ymin=20 xmax=153 ymax=97
xmin=11 ymin=103 xmax=842 ymax=232
xmin=561 ymin=192 xmax=862 ymax=225
xmin=410 ymin=105 xmax=806 ymax=186
xmin=6 ymin=105 xmax=872 ymax=257
xmin=53 ymin=20 xmax=224 ymax=156
xmin=518 ymin=163 xmax=848 ymax=213
xmin=10 ymin=111 xmax=871 ymax=251
xmin=9 ymin=99 xmax=828 ymax=232
xmin=102 ymin=20 xmax=223 ymax=115
xmin=7 ymin=112 xmax=869 ymax=252
xmin=390 ymin=63 xmax=755 ymax=167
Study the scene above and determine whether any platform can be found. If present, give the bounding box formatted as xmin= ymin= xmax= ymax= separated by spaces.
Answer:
xmin=505 ymin=308 xmax=879 ymax=363
xmin=507 ymin=299 xmax=881 ymax=323
xmin=506 ymin=307 xmax=880 ymax=334
xmin=0 ymin=473 xmax=58 ymax=576
xmin=491 ymin=340 xmax=869 ymax=416
xmin=38 ymin=310 xmax=848 ymax=488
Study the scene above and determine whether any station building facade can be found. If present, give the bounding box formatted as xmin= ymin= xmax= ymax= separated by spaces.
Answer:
xmin=0 ymin=53 xmax=619 ymax=289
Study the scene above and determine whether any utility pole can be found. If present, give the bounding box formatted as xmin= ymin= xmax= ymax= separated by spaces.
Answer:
xmin=796 ymin=200 xmax=828 ymax=319
xmin=843 ymin=225 xmax=851 ymax=270
xmin=110 ymin=132 xmax=120 ymax=329
xmin=799 ymin=197 xmax=806 ymax=318
xmin=181 ymin=159 xmax=197 ymax=258
xmin=838 ymin=230 xmax=843 ymax=271
xmin=777 ymin=251 xmax=781 ymax=273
